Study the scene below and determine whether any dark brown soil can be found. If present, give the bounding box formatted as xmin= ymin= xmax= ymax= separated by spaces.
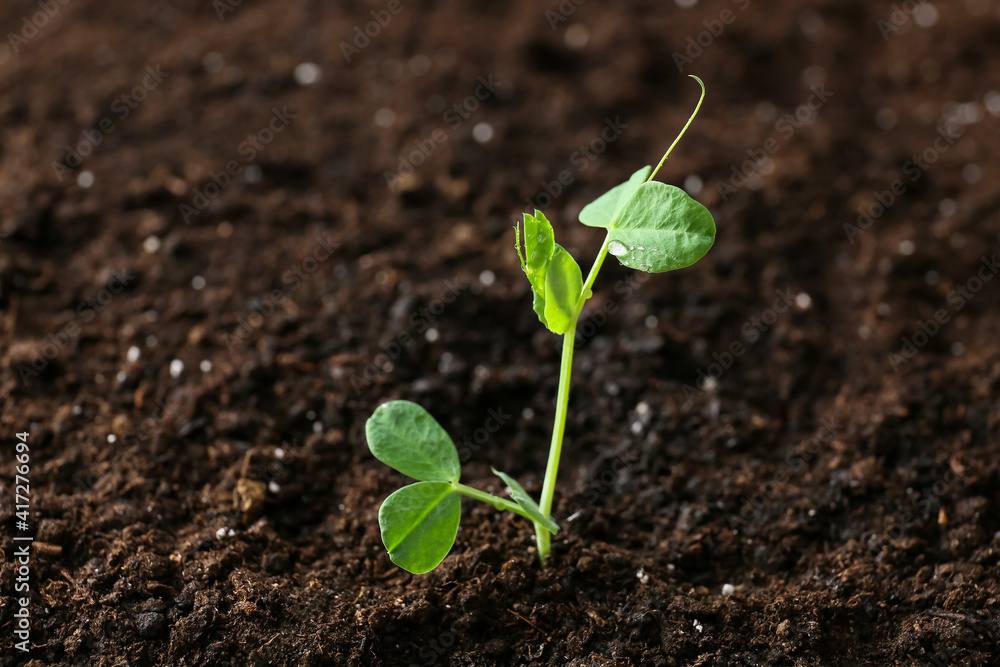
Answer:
xmin=2 ymin=0 xmax=999 ymax=665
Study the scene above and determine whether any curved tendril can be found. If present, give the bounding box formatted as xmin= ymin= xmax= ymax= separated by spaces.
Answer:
xmin=647 ymin=75 xmax=707 ymax=183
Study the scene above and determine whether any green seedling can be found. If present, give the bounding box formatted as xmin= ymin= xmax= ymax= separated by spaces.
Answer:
xmin=365 ymin=76 xmax=715 ymax=574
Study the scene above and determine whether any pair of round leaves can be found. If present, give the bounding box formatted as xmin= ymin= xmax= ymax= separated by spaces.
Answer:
xmin=366 ymin=400 xmax=557 ymax=574
xmin=579 ymin=165 xmax=716 ymax=273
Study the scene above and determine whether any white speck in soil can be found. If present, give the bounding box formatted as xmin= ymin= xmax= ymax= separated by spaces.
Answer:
xmin=472 ymin=122 xmax=493 ymax=143
xmin=294 ymin=62 xmax=321 ymax=86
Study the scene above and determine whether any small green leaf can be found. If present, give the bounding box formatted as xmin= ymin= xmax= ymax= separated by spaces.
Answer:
xmin=606 ymin=181 xmax=715 ymax=273
xmin=517 ymin=211 xmax=557 ymax=329
xmin=542 ymin=245 xmax=583 ymax=334
xmin=578 ymin=166 xmax=652 ymax=229
xmin=379 ymin=481 xmax=461 ymax=574
xmin=366 ymin=401 xmax=460 ymax=483
xmin=492 ymin=469 xmax=559 ymax=535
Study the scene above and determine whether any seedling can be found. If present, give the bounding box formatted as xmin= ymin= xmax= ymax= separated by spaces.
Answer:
xmin=365 ymin=76 xmax=715 ymax=573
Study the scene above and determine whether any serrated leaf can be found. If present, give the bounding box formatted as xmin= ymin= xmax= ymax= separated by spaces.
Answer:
xmin=543 ymin=245 xmax=583 ymax=334
xmin=605 ymin=181 xmax=715 ymax=273
xmin=491 ymin=469 xmax=559 ymax=534
xmin=579 ymin=166 xmax=652 ymax=229
xmin=366 ymin=401 xmax=460 ymax=483
xmin=379 ymin=482 xmax=461 ymax=574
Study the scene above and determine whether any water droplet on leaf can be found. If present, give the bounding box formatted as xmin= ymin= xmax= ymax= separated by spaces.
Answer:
xmin=608 ymin=241 xmax=627 ymax=256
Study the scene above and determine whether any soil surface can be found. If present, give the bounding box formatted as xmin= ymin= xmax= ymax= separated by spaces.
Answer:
xmin=2 ymin=0 xmax=999 ymax=665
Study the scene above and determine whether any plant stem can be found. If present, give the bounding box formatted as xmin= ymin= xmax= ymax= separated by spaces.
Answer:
xmin=535 ymin=232 xmax=613 ymax=563
xmin=453 ymin=483 xmax=536 ymax=522
xmin=647 ymin=75 xmax=706 ymax=183
xmin=578 ymin=234 xmax=611 ymax=310
xmin=535 ymin=320 xmax=578 ymax=563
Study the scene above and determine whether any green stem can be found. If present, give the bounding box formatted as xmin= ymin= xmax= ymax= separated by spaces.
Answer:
xmin=647 ymin=75 xmax=706 ymax=183
xmin=453 ymin=482 xmax=536 ymax=522
xmin=578 ymin=234 xmax=610 ymax=310
xmin=534 ymin=231 xmax=613 ymax=562
xmin=534 ymin=320 xmax=577 ymax=563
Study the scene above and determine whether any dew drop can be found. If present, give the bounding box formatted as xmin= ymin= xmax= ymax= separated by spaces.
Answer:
xmin=608 ymin=241 xmax=627 ymax=256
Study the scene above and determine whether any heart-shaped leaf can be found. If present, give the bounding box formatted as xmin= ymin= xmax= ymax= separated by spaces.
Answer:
xmin=379 ymin=481 xmax=461 ymax=574
xmin=543 ymin=245 xmax=583 ymax=334
xmin=605 ymin=181 xmax=715 ymax=273
xmin=366 ymin=401 xmax=460 ymax=483
xmin=492 ymin=469 xmax=559 ymax=534
xmin=578 ymin=165 xmax=652 ymax=229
